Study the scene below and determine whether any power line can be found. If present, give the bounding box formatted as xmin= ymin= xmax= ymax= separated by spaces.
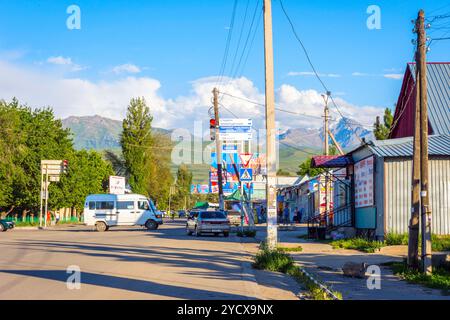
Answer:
xmin=228 ymin=0 xmax=251 ymax=81
xmin=216 ymin=0 xmax=238 ymax=89
xmin=278 ymin=0 xmax=364 ymax=143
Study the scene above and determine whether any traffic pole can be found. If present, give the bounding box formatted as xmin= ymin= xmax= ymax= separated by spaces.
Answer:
xmin=213 ymin=87 xmax=225 ymax=211
xmin=263 ymin=0 xmax=277 ymax=249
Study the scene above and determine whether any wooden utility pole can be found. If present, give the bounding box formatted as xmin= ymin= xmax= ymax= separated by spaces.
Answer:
xmin=417 ymin=9 xmax=432 ymax=274
xmin=408 ymin=45 xmax=421 ymax=270
xmin=213 ymin=88 xmax=225 ymax=211
xmin=323 ymin=93 xmax=330 ymax=156
xmin=263 ymin=0 xmax=277 ymax=249
xmin=322 ymin=92 xmax=331 ymax=217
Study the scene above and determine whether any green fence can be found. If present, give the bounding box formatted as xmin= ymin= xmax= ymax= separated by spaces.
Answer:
xmin=3 ymin=215 xmax=83 ymax=226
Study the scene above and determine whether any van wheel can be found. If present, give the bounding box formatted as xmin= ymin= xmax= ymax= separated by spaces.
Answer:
xmin=95 ymin=222 xmax=108 ymax=232
xmin=145 ymin=220 xmax=158 ymax=230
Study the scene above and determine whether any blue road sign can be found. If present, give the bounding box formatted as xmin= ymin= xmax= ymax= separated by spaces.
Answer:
xmin=239 ymin=168 xmax=253 ymax=182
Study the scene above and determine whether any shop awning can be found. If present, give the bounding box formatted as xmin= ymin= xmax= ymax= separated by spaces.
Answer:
xmin=311 ymin=155 xmax=353 ymax=168
xmin=224 ymin=189 xmax=242 ymax=201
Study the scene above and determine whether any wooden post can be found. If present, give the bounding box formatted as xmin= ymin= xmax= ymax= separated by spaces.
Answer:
xmin=417 ymin=9 xmax=432 ymax=274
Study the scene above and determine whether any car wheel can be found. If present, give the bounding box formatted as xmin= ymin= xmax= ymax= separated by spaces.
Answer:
xmin=145 ymin=220 xmax=158 ymax=230
xmin=0 ymin=223 xmax=6 ymax=232
xmin=223 ymin=232 xmax=229 ymax=237
xmin=194 ymin=226 xmax=200 ymax=237
xmin=95 ymin=222 xmax=108 ymax=232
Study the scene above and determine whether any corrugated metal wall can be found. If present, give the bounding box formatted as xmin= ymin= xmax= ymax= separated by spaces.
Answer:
xmin=385 ymin=157 xmax=450 ymax=234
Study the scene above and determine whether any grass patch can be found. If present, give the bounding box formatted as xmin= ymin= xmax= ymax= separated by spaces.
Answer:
xmin=385 ymin=233 xmax=408 ymax=246
xmin=388 ymin=261 xmax=450 ymax=295
xmin=277 ymin=245 xmax=303 ymax=253
xmin=330 ymin=238 xmax=384 ymax=253
xmin=253 ymin=244 xmax=341 ymax=300
xmin=236 ymin=229 xmax=257 ymax=238
xmin=432 ymin=235 xmax=450 ymax=252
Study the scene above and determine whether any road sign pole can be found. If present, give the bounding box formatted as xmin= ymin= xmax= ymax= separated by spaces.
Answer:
xmin=44 ymin=168 xmax=49 ymax=228
xmin=39 ymin=163 xmax=44 ymax=228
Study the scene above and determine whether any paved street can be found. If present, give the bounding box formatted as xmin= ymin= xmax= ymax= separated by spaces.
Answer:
xmin=0 ymin=220 xmax=302 ymax=300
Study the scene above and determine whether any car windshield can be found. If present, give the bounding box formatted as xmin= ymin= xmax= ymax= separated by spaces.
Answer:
xmin=148 ymin=199 xmax=157 ymax=213
xmin=200 ymin=211 xmax=226 ymax=219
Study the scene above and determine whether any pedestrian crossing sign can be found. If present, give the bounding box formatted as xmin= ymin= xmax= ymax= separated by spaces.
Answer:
xmin=239 ymin=168 xmax=253 ymax=182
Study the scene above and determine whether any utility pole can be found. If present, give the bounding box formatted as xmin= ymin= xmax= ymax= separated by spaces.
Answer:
xmin=322 ymin=92 xmax=330 ymax=156
xmin=213 ymin=87 xmax=225 ymax=211
xmin=417 ymin=9 xmax=432 ymax=274
xmin=263 ymin=0 xmax=277 ymax=249
xmin=408 ymin=32 xmax=421 ymax=269
xmin=322 ymin=92 xmax=331 ymax=220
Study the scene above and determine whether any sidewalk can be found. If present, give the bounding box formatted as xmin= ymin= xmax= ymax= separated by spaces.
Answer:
xmin=255 ymin=224 xmax=450 ymax=300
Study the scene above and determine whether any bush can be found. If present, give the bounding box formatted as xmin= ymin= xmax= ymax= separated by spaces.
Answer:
xmin=330 ymin=238 xmax=384 ymax=253
xmin=432 ymin=235 xmax=450 ymax=252
xmin=253 ymin=247 xmax=295 ymax=273
xmin=278 ymin=245 xmax=303 ymax=253
xmin=389 ymin=261 xmax=450 ymax=294
xmin=236 ymin=228 xmax=257 ymax=238
xmin=385 ymin=233 xmax=408 ymax=246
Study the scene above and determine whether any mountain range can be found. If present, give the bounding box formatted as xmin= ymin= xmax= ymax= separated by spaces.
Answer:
xmin=62 ymin=115 xmax=374 ymax=181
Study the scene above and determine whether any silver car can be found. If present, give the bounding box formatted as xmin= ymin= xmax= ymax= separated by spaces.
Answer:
xmin=186 ymin=211 xmax=230 ymax=237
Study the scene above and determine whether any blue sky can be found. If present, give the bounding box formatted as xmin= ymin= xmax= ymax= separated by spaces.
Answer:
xmin=0 ymin=0 xmax=449 ymax=130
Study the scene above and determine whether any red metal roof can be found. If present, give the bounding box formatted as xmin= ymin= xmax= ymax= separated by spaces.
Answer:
xmin=311 ymin=155 xmax=353 ymax=168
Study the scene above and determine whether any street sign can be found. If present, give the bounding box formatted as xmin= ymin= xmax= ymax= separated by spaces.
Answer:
xmin=219 ymin=118 xmax=252 ymax=141
xmin=239 ymin=168 xmax=253 ymax=182
xmin=239 ymin=153 xmax=253 ymax=167
xmin=49 ymin=176 xmax=60 ymax=182
xmin=222 ymin=144 xmax=238 ymax=154
xmin=109 ymin=176 xmax=126 ymax=195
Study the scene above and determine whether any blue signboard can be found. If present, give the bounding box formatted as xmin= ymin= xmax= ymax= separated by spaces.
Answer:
xmin=239 ymin=168 xmax=253 ymax=182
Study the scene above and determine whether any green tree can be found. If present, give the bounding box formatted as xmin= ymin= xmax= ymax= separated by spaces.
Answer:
xmin=374 ymin=108 xmax=393 ymax=140
xmin=296 ymin=146 xmax=337 ymax=177
xmin=145 ymin=132 xmax=173 ymax=209
xmin=173 ymin=164 xmax=193 ymax=209
xmin=121 ymin=97 xmax=153 ymax=195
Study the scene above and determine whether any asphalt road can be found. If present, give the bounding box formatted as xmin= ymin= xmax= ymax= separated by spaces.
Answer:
xmin=0 ymin=220 xmax=301 ymax=300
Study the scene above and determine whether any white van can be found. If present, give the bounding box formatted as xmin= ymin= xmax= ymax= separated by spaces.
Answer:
xmin=83 ymin=194 xmax=163 ymax=232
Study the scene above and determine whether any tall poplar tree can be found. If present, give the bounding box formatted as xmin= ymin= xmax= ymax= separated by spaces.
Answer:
xmin=121 ymin=97 xmax=153 ymax=195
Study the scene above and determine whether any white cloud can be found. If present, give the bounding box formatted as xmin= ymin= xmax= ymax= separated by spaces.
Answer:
xmin=352 ymin=71 xmax=403 ymax=80
xmin=288 ymin=71 xmax=341 ymax=78
xmin=0 ymin=60 xmax=383 ymax=132
xmin=112 ymin=63 xmax=141 ymax=74
xmin=47 ymin=56 xmax=86 ymax=72
xmin=383 ymin=73 xmax=403 ymax=80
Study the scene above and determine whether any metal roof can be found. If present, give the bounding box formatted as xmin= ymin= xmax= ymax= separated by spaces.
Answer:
xmin=408 ymin=63 xmax=450 ymax=135
xmin=368 ymin=134 xmax=450 ymax=158
xmin=311 ymin=155 xmax=353 ymax=168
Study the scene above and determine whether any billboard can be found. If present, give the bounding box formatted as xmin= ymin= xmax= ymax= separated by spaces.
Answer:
xmin=109 ymin=176 xmax=126 ymax=195
xmin=354 ymin=156 xmax=374 ymax=208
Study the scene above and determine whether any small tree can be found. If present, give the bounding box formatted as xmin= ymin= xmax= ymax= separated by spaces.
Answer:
xmin=374 ymin=108 xmax=393 ymax=140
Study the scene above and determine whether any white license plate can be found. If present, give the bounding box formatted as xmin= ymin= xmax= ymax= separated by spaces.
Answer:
xmin=212 ymin=229 xmax=222 ymax=233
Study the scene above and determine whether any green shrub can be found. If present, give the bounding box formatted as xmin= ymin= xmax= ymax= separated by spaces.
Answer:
xmin=253 ymin=248 xmax=295 ymax=273
xmin=389 ymin=261 xmax=450 ymax=294
xmin=432 ymin=235 xmax=450 ymax=252
xmin=330 ymin=238 xmax=384 ymax=253
xmin=278 ymin=245 xmax=303 ymax=253
xmin=385 ymin=233 xmax=408 ymax=246
xmin=236 ymin=228 xmax=256 ymax=238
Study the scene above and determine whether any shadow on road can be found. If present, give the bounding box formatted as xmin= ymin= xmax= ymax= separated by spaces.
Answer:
xmin=0 ymin=269 xmax=256 ymax=300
